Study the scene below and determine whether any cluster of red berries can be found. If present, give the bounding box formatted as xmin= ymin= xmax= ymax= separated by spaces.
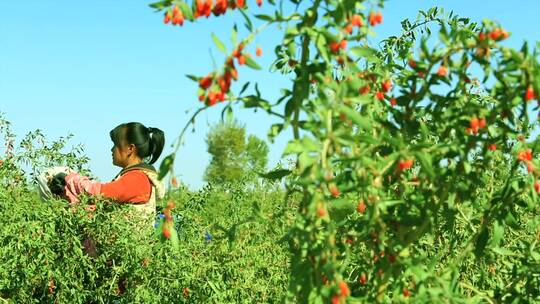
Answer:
xmin=517 ymin=149 xmax=536 ymax=173
xmin=198 ymin=43 xmax=261 ymax=106
xmin=343 ymin=14 xmax=364 ymax=34
xmin=478 ymin=28 xmax=510 ymax=42
xmin=331 ymin=281 xmax=350 ymax=304
xmin=163 ymin=0 xmax=262 ymax=26
xmin=466 ymin=117 xmax=487 ymax=135
xmin=368 ymin=11 xmax=383 ymax=26
xmin=329 ymin=39 xmax=347 ymax=54
xmin=398 ymin=159 xmax=414 ymax=171
xmin=164 ymin=5 xmax=184 ymax=25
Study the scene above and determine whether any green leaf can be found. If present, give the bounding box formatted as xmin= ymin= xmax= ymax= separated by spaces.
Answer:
xmin=259 ymin=169 xmax=292 ymax=180
xmin=254 ymin=14 xmax=274 ymax=22
xmin=239 ymin=82 xmax=250 ymax=96
xmin=339 ymin=105 xmax=372 ymax=131
xmin=245 ymin=56 xmax=262 ymax=70
xmin=158 ymin=154 xmax=175 ymax=180
xmin=179 ymin=2 xmax=194 ymax=20
xmin=415 ymin=152 xmax=435 ymax=178
xmin=149 ymin=0 xmax=172 ymax=10
xmin=474 ymin=226 xmax=489 ymax=258
xmin=211 ymin=33 xmax=227 ymax=54
xmin=239 ymin=8 xmax=253 ymax=32
xmin=350 ymin=46 xmax=379 ymax=63
xmin=231 ymin=24 xmax=238 ymax=46
xmin=186 ymin=74 xmax=199 ymax=82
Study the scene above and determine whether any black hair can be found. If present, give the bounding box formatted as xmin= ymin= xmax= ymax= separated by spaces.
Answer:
xmin=109 ymin=122 xmax=165 ymax=165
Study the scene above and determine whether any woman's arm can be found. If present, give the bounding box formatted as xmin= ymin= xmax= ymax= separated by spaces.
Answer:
xmin=64 ymin=172 xmax=102 ymax=204
xmin=64 ymin=170 xmax=152 ymax=204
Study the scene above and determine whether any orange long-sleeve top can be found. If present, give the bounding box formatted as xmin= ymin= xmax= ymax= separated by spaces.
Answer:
xmin=100 ymin=170 xmax=152 ymax=203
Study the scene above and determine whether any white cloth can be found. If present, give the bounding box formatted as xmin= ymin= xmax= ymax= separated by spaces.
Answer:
xmin=36 ymin=166 xmax=74 ymax=201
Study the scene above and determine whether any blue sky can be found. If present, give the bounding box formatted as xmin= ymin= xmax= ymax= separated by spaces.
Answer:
xmin=1 ymin=1 xmax=539 ymax=189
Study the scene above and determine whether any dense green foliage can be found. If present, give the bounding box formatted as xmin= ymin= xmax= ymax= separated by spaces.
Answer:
xmin=0 ymin=180 xmax=294 ymax=303
xmin=205 ymin=120 xmax=269 ymax=184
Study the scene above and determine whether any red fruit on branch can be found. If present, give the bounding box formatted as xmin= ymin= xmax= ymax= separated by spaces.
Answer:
xmin=256 ymin=0 xmax=263 ymax=6
xmin=525 ymin=85 xmax=535 ymax=101
xmin=375 ymin=91 xmax=385 ymax=101
xmin=238 ymin=55 xmax=246 ymax=65
xmin=359 ymin=273 xmax=367 ymax=285
xmin=171 ymin=177 xmax=178 ymax=187
xmin=488 ymin=144 xmax=497 ymax=151
xmin=172 ymin=11 xmax=184 ymax=26
xmin=164 ymin=12 xmax=172 ymax=24
xmin=517 ymin=149 xmax=533 ymax=162
xmin=478 ymin=117 xmax=487 ymax=129
xmin=489 ymin=28 xmax=508 ymax=40
xmin=329 ymin=184 xmax=340 ymax=198
xmin=330 ymin=42 xmax=340 ymax=54
xmin=535 ymin=180 xmax=540 ymax=193
xmin=359 ymin=84 xmax=370 ymax=95
xmin=351 ymin=14 xmax=363 ymax=27
xmin=469 ymin=117 xmax=480 ymax=134
xmin=339 ymin=39 xmax=347 ymax=50
xmin=390 ymin=98 xmax=397 ymax=106
xmin=381 ymin=79 xmax=392 ymax=92
xmin=317 ymin=206 xmax=327 ymax=217
xmin=344 ymin=24 xmax=353 ymax=34
xmin=437 ymin=65 xmax=448 ymax=77
xmin=204 ymin=0 xmax=213 ymax=17
xmin=163 ymin=228 xmax=171 ymax=239
xmin=398 ymin=159 xmax=414 ymax=171
xmin=338 ymin=281 xmax=350 ymax=297
xmin=369 ymin=12 xmax=377 ymax=26
xmin=375 ymin=12 xmax=383 ymax=24
xmin=408 ymin=59 xmax=417 ymax=69
xmin=208 ymin=91 xmax=218 ymax=105
xmin=256 ymin=46 xmax=262 ymax=57
xmin=403 ymin=287 xmax=410 ymax=297
xmin=356 ymin=200 xmax=366 ymax=214
xmin=478 ymin=32 xmax=486 ymax=41
xmin=369 ymin=11 xmax=382 ymax=26
xmin=199 ymin=74 xmax=213 ymax=89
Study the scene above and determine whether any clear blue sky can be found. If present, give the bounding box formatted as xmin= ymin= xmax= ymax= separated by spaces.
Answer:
xmin=1 ymin=1 xmax=539 ymax=189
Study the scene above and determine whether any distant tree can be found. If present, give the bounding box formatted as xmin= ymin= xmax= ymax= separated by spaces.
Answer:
xmin=204 ymin=120 xmax=268 ymax=184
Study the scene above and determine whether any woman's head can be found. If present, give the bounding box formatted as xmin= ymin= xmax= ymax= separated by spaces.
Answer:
xmin=109 ymin=122 xmax=165 ymax=168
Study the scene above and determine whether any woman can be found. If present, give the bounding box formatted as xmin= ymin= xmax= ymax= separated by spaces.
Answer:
xmin=49 ymin=122 xmax=166 ymax=221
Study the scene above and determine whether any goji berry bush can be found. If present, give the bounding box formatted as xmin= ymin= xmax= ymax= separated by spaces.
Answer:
xmin=0 ymin=116 xmax=294 ymax=303
xmin=153 ymin=0 xmax=540 ymax=302
xmin=2 ymin=0 xmax=540 ymax=302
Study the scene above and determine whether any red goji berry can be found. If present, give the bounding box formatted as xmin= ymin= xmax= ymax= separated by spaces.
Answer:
xmin=351 ymin=14 xmax=363 ymax=27
xmin=381 ymin=79 xmax=392 ymax=92
xmin=437 ymin=65 xmax=448 ymax=77
xmin=339 ymin=281 xmax=350 ymax=297
xmin=356 ymin=200 xmax=366 ymax=214
xmin=525 ymin=85 xmax=535 ymax=101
